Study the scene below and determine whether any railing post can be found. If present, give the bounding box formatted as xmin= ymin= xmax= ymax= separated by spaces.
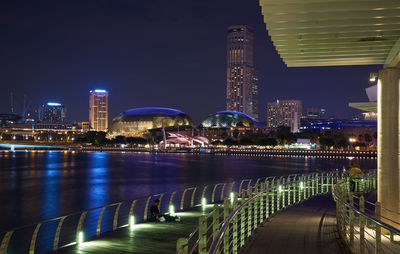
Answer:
xmin=359 ymin=196 xmax=365 ymax=254
xmin=247 ymin=198 xmax=253 ymax=237
xmin=198 ymin=216 xmax=207 ymax=254
xmin=240 ymin=197 xmax=245 ymax=247
xmin=293 ymin=176 xmax=296 ymax=204
xmin=224 ymin=197 xmax=230 ymax=254
xmin=0 ymin=231 xmax=14 ymax=254
xmin=254 ymin=193 xmax=259 ymax=228
xmin=375 ymin=202 xmax=382 ymax=254
xmin=213 ymin=204 xmax=220 ymax=240
xmin=286 ymin=176 xmax=292 ymax=206
xmin=312 ymin=173 xmax=316 ymax=196
xmin=232 ymin=193 xmax=239 ymax=254
xmin=277 ymin=179 xmax=281 ymax=211
xmin=177 ymin=238 xmax=188 ymax=254
xmin=265 ymin=181 xmax=270 ymax=218
xmin=307 ymin=175 xmax=311 ymax=197
xmin=76 ymin=211 xmax=88 ymax=244
xmin=282 ymin=178 xmax=286 ymax=208
xmin=349 ymin=193 xmax=355 ymax=251
xmin=259 ymin=183 xmax=264 ymax=224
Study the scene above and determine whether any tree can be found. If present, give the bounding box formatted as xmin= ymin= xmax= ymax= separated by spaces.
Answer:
xmin=224 ymin=138 xmax=237 ymax=146
xmin=232 ymin=129 xmax=239 ymax=139
xmin=319 ymin=137 xmax=335 ymax=149
xmin=364 ymin=133 xmax=372 ymax=144
xmin=113 ymin=135 xmax=126 ymax=144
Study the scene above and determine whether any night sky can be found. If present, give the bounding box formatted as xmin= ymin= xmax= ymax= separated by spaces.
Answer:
xmin=0 ymin=0 xmax=381 ymax=124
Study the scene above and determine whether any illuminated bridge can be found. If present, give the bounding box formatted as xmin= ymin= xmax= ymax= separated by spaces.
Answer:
xmin=0 ymin=143 xmax=69 ymax=151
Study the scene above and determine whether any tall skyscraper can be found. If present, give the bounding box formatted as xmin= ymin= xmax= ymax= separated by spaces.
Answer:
xmin=38 ymin=102 xmax=66 ymax=123
xmin=226 ymin=25 xmax=258 ymax=118
xmin=89 ymin=89 xmax=108 ymax=132
xmin=267 ymin=100 xmax=302 ymax=133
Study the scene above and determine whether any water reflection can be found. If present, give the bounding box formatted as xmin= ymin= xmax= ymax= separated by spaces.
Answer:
xmin=0 ymin=150 xmax=376 ymax=231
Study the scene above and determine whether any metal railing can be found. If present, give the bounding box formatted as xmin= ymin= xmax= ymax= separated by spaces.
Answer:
xmin=176 ymin=171 xmax=343 ymax=254
xmin=0 ymin=178 xmax=255 ymax=254
xmin=333 ymin=173 xmax=400 ymax=254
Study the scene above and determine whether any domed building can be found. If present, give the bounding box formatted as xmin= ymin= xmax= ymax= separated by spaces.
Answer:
xmin=201 ymin=110 xmax=264 ymax=128
xmin=108 ymin=107 xmax=194 ymax=137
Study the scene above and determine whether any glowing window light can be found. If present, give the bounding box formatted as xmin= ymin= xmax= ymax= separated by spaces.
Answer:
xmin=129 ymin=215 xmax=135 ymax=230
xmin=78 ymin=231 xmax=84 ymax=244
xmin=169 ymin=205 xmax=175 ymax=216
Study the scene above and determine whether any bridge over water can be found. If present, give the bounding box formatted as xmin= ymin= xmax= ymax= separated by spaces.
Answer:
xmin=0 ymin=143 xmax=69 ymax=151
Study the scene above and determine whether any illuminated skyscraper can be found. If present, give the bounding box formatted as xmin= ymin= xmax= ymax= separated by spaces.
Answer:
xmin=226 ymin=25 xmax=258 ymax=118
xmin=267 ymin=100 xmax=302 ymax=133
xmin=89 ymin=89 xmax=108 ymax=132
xmin=39 ymin=102 xmax=66 ymax=123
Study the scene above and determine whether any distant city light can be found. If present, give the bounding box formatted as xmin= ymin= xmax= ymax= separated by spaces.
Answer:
xmin=94 ymin=89 xmax=107 ymax=93
xmin=47 ymin=102 xmax=62 ymax=106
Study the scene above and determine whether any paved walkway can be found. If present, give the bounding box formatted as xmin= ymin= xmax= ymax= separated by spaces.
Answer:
xmin=239 ymin=195 xmax=347 ymax=254
xmin=54 ymin=206 xmax=214 ymax=254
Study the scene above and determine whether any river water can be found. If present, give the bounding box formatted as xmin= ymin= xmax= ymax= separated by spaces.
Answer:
xmin=0 ymin=150 xmax=376 ymax=232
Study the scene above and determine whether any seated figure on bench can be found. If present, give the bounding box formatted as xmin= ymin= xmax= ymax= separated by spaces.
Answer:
xmin=149 ymin=199 xmax=180 ymax=222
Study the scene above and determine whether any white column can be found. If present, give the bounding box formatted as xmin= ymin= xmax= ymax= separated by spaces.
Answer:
xmin=378 ymin=67 xmax=400 ymax=228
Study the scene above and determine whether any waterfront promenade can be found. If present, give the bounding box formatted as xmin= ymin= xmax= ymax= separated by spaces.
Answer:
xmin=239 ymin=195 xmax=343 ymax=254
xmin=54 ymin=206 xmax=215 ymax=254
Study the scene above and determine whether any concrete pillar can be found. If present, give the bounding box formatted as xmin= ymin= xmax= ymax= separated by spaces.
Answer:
xmin=378 ymin=67 xmax=400 ymax=228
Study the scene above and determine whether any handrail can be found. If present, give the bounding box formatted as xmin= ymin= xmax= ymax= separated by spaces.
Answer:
xmin=208 ymin=176 xmax=314 ymax=254
xmin=333 ymin=189 xmax=400 ymax=236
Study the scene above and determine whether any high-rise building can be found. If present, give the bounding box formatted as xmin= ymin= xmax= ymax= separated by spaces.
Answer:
xmin=38 ymin=102 xmax=66 ymax=123
xmin=267 ymin=100 xmax=302 ymax=133
xmin=226 ymin=25 xmax=258 ymax=118
xmin=89 ymin=89 xmax=108 ymax=132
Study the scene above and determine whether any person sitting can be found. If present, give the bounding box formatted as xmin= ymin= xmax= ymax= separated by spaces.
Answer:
xmin=149 ymin=199 xmax=179 ymax=222
xmin=346 ymin=163 xmax=363 ymax=192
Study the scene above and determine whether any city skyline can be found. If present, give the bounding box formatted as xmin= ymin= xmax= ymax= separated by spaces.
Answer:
xmin=0 ymin=0 xmax=380 ymax=123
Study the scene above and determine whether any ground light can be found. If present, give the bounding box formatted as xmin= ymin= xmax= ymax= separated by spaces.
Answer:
xmin=78 ymin=232 xmax=84 ymax=244
xmin=130 ymin=215 xmax=135 ymax=231
xmin=279 ymin=186 xmax=282 ymax=192
xmin=230 ymin=192 xmax=234 ymax=204
xmin=202 ymin=198 xmax=206 ymax=209
xmin=169 ymin=205 xmax=175 ymax=216
xmin=300 ymin=182 xmax=304 ymax=189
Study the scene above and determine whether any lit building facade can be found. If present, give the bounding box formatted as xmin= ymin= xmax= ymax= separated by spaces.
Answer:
xmin=267 ymin=100 xmax=302 ymax=133
xmin=226 ymin=25 xmax=258 ymax=119
xmin=108 ymin=107 xmax=194 ymax=137
xmin=89 ymin=89 xmax=109 ymax=132
xmin=38 ymin=102 xmax=66 ymax=123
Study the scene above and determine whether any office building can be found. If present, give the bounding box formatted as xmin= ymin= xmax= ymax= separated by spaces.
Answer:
xmin=267 ymin=100 xmax=302 ymax=133
xmin=38 ymin=102 xmax=66 ymax=123
xmin=226 ymin=25 xmax=258 ymax=118
xmin=89 ymin=89 xmax=109 ymax=132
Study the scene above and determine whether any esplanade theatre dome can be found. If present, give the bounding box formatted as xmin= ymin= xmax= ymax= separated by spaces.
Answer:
xmin=201 ymin=111 xmax=264 ymax=128
xmin=108 ymin=107 xmax=194 ymax=137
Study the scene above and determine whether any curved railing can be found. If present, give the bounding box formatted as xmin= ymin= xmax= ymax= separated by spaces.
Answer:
xmin=176 ymin=171 xmax=345 ymax=254
xmin=0 ymin=178 xmax=258 ymax=254
xmin=333 ymin=173 xmax=400 ymax=254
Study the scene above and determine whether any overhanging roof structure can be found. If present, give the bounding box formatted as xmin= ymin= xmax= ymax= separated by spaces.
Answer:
xmin=348 ymin=102 xmax=377 ymax=112
xmin=260 ymin=0 xmax=400 ymax=67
